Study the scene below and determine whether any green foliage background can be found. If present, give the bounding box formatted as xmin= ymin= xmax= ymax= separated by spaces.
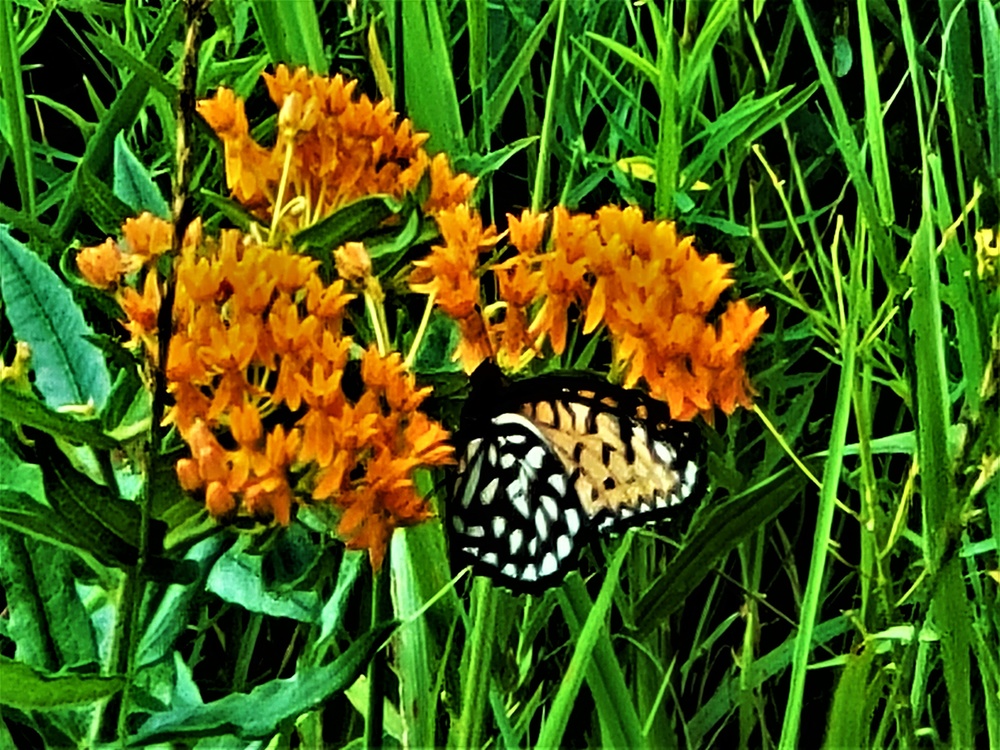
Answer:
xmin=0 ymin=0 xmax=998 ymax=747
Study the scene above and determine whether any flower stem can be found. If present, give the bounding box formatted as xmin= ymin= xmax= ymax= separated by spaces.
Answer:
xmin=404 ymin=291 xmax=437 ymax=369
xmin=365 ymin=553 xmax=391 ymax=749
xmin=531 ymin=0 xmax=567 ymax=213
xmin=455 ymin=577 xmax=497 ymax=749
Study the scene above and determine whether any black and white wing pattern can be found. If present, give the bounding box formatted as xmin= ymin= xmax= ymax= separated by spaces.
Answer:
xmin=448 ymin=366 xmax=705 ymax=594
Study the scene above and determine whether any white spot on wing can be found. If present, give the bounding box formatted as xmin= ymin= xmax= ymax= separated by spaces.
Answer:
xmin=684 ymin=462 xmax=697 ymax=489
xmin=492 ymin=516 xmax=506 ymax=537
xmin=540 ymin=552 xmax=558 ymax=577
xmin=522 ymin=564 xmax=538 ymax=581
xmin=500 ymin=452 xmax=517 ymax=469
xmin=556 ymin=535 xmax=572 ymax=560
xmin=548 ymin=473 xmax=567 ymax=496
xmin=487 ymin=444 xmax=499 ymax=466
xmin=540 ymin=494 xmax=559 ymax=521
xmin=482 ymin=552 xmax=498 ymax=567
xmin=509 ymin=529 xmax=524 ymax=554
xmin=535 ymin=508 xmax=549 ymax=541
xmin=467 ymin=525 xmax=485 ymax=537
xmin=452 ymin=516 xmax=465 ymax=533
xmin=526 ymin=445 xmax=546 ymax=470
xmin=506 ymin=434 xmax=527 ymax=444
xmin=502 ymin=563 xmax=518 ymax=577
xmin=481 ymin=477 xmax=499 ymax=506
xmin=509 ymin=481 xmax=530 ymax=518
xmin=653 ymin=441 xmax=675 ymax=464
xmin=564 ymin=507 xmax=581 ymax=536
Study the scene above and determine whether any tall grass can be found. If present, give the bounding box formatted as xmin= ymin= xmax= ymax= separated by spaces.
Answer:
xmin=0 ymin=0 xmax=997 ymax=748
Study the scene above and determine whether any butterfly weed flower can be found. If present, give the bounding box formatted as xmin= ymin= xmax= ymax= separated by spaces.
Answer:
xmin=409 ymin=204 xmax=499 ymax=373
xmin=467 ymin=205 xmax=769 ymax=420
xmin=197 ymin=65 xmax=475 ymax=239
xmin=78 ymin=216 xmax=453 ymax=571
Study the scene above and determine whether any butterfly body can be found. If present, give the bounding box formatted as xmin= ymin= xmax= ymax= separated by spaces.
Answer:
xmin=449 ymin=365 xmax=705 ymax=594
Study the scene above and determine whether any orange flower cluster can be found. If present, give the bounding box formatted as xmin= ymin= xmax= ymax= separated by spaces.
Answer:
xmin=196 ymin=65 xmax=475 ymax=235
xmin=412 ymin=205 xmax=767 ymax=420
xmin=77 ymin=214 xmax=453 ymax=570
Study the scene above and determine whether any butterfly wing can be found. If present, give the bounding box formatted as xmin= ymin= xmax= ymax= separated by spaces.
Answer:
xmin=449 ymin=370 xmax=706 ymax=594
xmin=450 ymin=412 xmax=588 ymax=593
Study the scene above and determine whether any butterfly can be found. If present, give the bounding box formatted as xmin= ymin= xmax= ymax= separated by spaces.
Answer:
xmin=448 ymin=363 xmax=706 ymax=594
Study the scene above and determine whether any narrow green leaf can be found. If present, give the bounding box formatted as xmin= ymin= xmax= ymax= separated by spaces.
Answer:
xmin=585 ymin=31 xmax=658 ymax=83
xmin=0 ymin=0 xmax=36 ymax=215
xmin=0 ymin=227 xmax=111 ymax=411
xmin=0 ymin=384 xmax=118 ymax=449
xmin=0 ymin=656 xmax=123 ymax=710
xmin=540 ymin=532 xmax=635 ymax=747
xmin=25 ymin=94 xmax=96 ymax=139
xmin=113 ymin=133 xmax=170 ymax=219
xmin=249 ymin=0 xmax=327 ymax=74
xmin=402 ymin=0 xmax=464 ymax=154
xmin=292 ymin=195 xmax=402 ymax=255
xmin=484 ymin=2 xmax=560 ymax=135
xmin=634 ymin=464 xmax=810 ymax=636
xmin=53 ymin=1 xmax=183 ymax=239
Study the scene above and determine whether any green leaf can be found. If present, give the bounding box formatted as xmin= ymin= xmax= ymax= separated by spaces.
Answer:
xmin=0 ymin=532 xmax=99 ymax=672
xmin=206 ymin=536 xmax=321 ymax=622
xmin=113 ymin=133 xmax=170 ymax=219
xmin=78 ymin=163 xmax=138 ymax=235
xmin=0 ymin=656 xmax=123 ymax=710
xmin=541 ymin=532 xmax=637 ymax=747
xmin=292 ymin=195 xmax=402 ymax=257
xmin=402 ymin=0 xmax=465 ymax=154
xmin=131 ymin=620 xmax=398 ymax=745
xmin=484 ymin=2 xmax=560 ymax=136
xmin=823 ymin=644 xmax=875 ymax=749
xmin=198 ymin=189 xmax=258 ymax=232
xmin=0 ymin=227 xmax=111 ymax=411
xmin=0 ymin=383 xmax=118 ymax=449
xmin=249 ymin=0 xmax=327 ymax=74
xmin=633 ymin=464 xmax=811 ymax=636
xmin=138 ymin=536 xmax=226 ymax=668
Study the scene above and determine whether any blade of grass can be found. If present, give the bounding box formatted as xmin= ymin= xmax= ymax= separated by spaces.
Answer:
xmin=454 ymin=578 xmax=497 ymax=750
xmin=539 ymin=532 xmax=636 ymax=748
xmin=776 ymin=239 xmax=861 ymax=749
xmin=531 ymin=0 xmax=567 ymax=212
xmin=857 ymin=0 xmax=895 ymax=224
xmin=556 ymin=572 xmax=644 ymax=748
xmin=790 ymin=0 xmax=900 ymax=294
xmin=0 ymin=0 xmax=36 ymax=216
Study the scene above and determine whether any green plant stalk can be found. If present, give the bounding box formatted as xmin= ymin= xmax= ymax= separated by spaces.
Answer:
xmin=233 ymin=613 xmax=264 ymax=692
xmin=647 ymin=0 xmax=678 ymax=219
xmin=365 ymin=557 xmax=391 ymax=749
xmin=777 ymin=268 xmax=859 ymax=750
xmin=857 ymin=0 xmax=895 ymax=225
xmin=557 ymin=574 xmax=644 ymax=747
xmin=0 ymin=0 xmax=37 ymax=217
xmin=541 ymin=534 xmax=636 ymax=748
xmin=531 ymin=0 xmax=567 ymax=213
xmin=454 ymin=578 xmax=497 ymax=749
xmin=790 ymin=0 xmax=898 ymax=294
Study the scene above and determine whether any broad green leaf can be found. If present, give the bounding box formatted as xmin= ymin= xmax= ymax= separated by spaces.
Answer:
xmin=0 ymin=532 xmax=99 ymax=672
xmin=206 ymin=536 xmax=320 ymax=622
xmin=131 ymin=620 xmax=397 ymax=745
xmin=0 ymin=656 xmax=123 ymax=710
xmin=0 ymin=227 xmax=111 ymax=411
xmin=113 ymin=132 xmax=170 ymax=219
xmin=823 ymin=645 xmax=876 ymax=749
xmin=633 ymin=464 xmax=811 ymax=636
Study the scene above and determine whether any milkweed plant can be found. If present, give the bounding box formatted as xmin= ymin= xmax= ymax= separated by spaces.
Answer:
xmin=0 ymin=1 xmax=997 ymax=748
